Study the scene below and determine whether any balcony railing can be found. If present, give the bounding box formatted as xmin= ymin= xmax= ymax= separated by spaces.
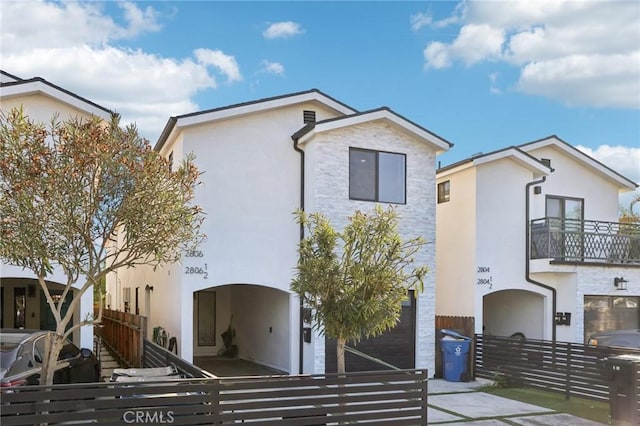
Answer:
xmin=530 ymin=217 xmax=640 ymax=264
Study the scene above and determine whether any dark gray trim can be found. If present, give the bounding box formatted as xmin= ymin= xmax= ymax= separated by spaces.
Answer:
xmin=292 ymin=130 xmax=306 ymax=375
xmin=154 ymin=89 xmax=356 ymax=151
xmin=1 ymin=77 xmax=114 ymax=116
xmin=349 ymin=147 xmax=407 ymax=205
xmin=525 ymin=176 xmax=557 ymax=342
xmin=311 ymin=106 xmax=454 ymax=149
xmin=0 ymin=70 xmax=22 ymax=81
xmin=437 ymin=145 xmax=550 ymax=174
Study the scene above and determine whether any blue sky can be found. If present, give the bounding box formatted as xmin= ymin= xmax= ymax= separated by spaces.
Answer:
xmin=1 ymin=1 xmax=639 ymax=205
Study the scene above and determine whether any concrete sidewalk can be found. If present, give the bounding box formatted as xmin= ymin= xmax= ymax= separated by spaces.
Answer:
xmin=427 ymin=378 xmax=606 ymax=425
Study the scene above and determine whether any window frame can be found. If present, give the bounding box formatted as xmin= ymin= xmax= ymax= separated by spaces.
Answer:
xmin=348 ymin=147 xmax=406 ymax=204
xmin=437 ymin=180 xmax=450 ymax=204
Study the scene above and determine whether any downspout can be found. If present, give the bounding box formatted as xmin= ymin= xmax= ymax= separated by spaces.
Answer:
xmin=293 ymin=134 xmax=305 ymax=374
xmin=525 ymin=176 xmax=556 ymax=341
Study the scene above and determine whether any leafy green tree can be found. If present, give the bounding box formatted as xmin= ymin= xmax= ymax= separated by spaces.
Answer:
xmin=291 ymin=206 xmax=428 ymax=373
xmin=0 ymin=107 xmax=204 ymax=385
xmin=620 ymin=193 xmax=640 ymax=223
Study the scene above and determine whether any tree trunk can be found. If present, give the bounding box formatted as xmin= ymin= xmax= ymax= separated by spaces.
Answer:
xmin=40 ymin=332 xmax=65 ymax=385
xmin=336 ymin=337 xmax=346 ymax=374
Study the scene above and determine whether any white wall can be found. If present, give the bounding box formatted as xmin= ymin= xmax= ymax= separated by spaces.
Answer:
xmin=231 ymin=285 xmax=292 ymax=372
xmin=1 ymin=93 xmax=99 ymax=123
xmin=526 ymin=145 xmax=621 ymax=222
xmin=483 ymin=290 xmax=544 ymax=338
xmin=436 ymin=166 xmax=477 ymax=316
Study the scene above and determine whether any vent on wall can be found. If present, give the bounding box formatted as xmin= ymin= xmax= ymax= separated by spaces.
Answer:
xmin=303 ymin=110 xmax=316 ymax=124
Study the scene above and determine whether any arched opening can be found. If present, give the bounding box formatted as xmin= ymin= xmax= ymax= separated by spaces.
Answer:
xmin=483 ymin=289 xmax=545 ymax=339
xmin=192 ymin=284 xmax=291 ymax=376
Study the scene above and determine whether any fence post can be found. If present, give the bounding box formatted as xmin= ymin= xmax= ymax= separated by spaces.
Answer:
xmin=565 ymin=342 xmax=572 ymax=400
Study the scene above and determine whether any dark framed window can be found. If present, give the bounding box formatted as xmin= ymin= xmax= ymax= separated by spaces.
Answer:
xmin=437 ymin=181 xmax=450 ymax=203
xmin=349 ymin=148 xmax=406 ymax=204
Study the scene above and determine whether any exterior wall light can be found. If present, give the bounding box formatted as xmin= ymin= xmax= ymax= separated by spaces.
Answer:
xmin=614 ymin=277 xmax=628 ymax=290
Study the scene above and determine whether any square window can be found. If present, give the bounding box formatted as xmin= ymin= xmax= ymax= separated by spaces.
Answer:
xmin=437 ymin=181 xmax=450 ymax=203
xmin=349 ymin=148 xmax=405 ymax=204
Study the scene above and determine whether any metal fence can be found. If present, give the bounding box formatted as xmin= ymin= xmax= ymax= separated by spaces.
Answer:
xmin=143 ymin=338 xmax=215 ymax=379
xmin=0 ymin=369 xmax=428 ymax=425
xmin=474 ymin=334 xmax=640 ymax=401
xmin=530 ymin=217 xmax=640 ymax=264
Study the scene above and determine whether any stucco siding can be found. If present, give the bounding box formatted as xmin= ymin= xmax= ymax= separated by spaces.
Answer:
xmin=526 ymin=146 xmax=620 ymax=222
xmin=1 ymin=93 xmax=99 ymax=123
xmin=436 ymin=166 xmax=477 ymax=316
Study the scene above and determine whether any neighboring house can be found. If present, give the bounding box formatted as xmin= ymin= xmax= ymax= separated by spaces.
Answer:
xmin=108 ymin=89 xmax=452 ymax=375
xmin=436 ymin=136 xmax=640 ymax=344
xmin=0 ymin=70 xmax=114 ymax=350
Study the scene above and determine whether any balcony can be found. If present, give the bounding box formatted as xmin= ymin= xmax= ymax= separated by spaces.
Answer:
xmin=530 ymin=218 xmax=640 ymax=265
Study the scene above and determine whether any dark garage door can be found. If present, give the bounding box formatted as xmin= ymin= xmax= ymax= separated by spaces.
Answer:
xmin=584 ymin=295 xmax=639 ymax=342
xmin=325 ymin=295 xmax=416 ymax=373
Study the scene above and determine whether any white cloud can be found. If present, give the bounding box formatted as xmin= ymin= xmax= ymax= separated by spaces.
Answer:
xmin=576 ymin=145 xmax=640 ymax=209
xmin=489 ymin=72 xmax=501 ymax=94
xmin=263 ymin=21 xmax=304 ymax=39
xmin=422 ymin=1 xmax=640 ymax=109
xmin=0 ymin=1 xmax=241 ymax=142
xmin=260 ymin=61 xmax=285 ymax=76
xmin=194 ymin=49 xmax=242 ymax=83
xmin=423 ymin=42 xmax=451 ymax=69
xmin=410 ymin=12 xmax=432 ymax=32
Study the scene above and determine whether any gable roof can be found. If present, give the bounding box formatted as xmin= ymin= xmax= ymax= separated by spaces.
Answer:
xmin=0 ymin=75 xmax=113 ymax=120
xmin=154 ymin=89 xmax=357 ymax=152
xmin=437 ymin=145 xmax=552 ymax=178
xmin=0 ymin=70 xmax=22 ymax=83
xmin=518 ymin=135 xmax=637 ymax=190
xmin=294 ymin=107 xmax=453 ymax=154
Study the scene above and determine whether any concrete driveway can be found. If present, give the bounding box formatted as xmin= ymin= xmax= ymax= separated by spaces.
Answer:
xmin=427 ymin=378 xmax=606 ymax=425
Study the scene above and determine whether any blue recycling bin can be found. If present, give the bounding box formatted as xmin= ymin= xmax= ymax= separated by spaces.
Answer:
xmin=440 ymin=329 xmax=471 ymax=382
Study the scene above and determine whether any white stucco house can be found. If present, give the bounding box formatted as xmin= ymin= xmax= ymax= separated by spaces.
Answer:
xmin=0 ymin=70 xmax=114 ymax=350
xmin=108 ymin=89 xmax=452 ymax=375
xmin=436 ymin=136 xmax=639 ymax=344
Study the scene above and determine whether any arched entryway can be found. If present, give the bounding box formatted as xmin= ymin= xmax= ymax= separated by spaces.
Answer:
xmin=483 ymin=289 xmax=545 ymax=339
xmin=192 ymin=284 xmax=292 ymax=375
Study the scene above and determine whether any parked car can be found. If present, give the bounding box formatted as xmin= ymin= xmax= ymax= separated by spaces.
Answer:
xmin=588 ymin=329 xmax=640 ymax=349
xmin=0 ymin=329 xmax=100 ymax=387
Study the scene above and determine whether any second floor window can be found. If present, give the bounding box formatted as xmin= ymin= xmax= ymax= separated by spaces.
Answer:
xmin=437 ymin=181 xmax=450 ymax=203
xmin=349 ymin=148 xmax=406 ymax=204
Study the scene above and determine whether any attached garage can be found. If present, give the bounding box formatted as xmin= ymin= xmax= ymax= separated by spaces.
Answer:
xmin=584 ymin=295 xmax=639 ymax=342
xmin=324 ymin=294 xmax=416 ymax=373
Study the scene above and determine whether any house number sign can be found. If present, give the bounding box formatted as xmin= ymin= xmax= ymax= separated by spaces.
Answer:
xmin=476 ymin=266 xmax=492 ymax=289
xmin=184 ymin=250 xmax=208 ymax=279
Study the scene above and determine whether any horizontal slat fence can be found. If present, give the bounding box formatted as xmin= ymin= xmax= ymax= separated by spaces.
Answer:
xmin=474 ymin=334 xmax=640 ymax=401
xmin=0 ymin=369 xmax=428 ymax=425
xmin=143 ymin=338 xmax=216 ymax=379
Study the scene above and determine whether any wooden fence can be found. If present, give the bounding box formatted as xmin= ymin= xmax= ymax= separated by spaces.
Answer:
xmin=97 ymin=308 xmax=147 ymax=368
xmin=474 ymin=334 xmax=640 ymax=401
xmin=0 ymin=369 xmax=428 ymax=425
